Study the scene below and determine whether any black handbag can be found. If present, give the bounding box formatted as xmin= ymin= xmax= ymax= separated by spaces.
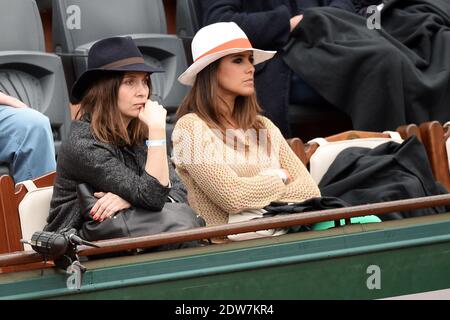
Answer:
xmin=76 ymin=184 xmax=206 ymax=246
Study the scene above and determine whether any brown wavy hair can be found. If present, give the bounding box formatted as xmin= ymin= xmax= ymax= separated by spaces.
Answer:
xmin=77 ymin=72 xmax=149 ymax=146
xmin=176 ymin=59 xmax=265 ymax=134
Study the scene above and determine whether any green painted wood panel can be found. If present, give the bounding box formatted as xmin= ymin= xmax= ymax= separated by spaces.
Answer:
xmin=1 ymin=216 xmax=449 ymax=300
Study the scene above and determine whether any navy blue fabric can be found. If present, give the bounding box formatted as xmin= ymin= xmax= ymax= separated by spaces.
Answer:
xmin=290 ymin=73 xmax=328 ymax=106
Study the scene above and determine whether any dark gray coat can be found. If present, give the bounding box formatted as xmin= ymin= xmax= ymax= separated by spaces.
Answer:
xmin=45 ymin=120 xmax=187 ymax=232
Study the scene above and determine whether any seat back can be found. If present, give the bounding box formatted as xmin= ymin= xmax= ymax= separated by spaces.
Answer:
xmin=36 ymin=0 xmax=52 ymax=11
xmin=286 ymin=138 xmax=308 ymax=165
xmin=307 ymin=131 xmax=403 ymax=184
xmin=419 ymin=121 xmax=450 ymax=191
xmin=0 ymin=0 xmax=71 ymax=154
xmin=52 ymin=0 xmax=188 ymax=114
xmin=0 ymin=165 xmax=9 ymax=177
xmin=18 ymin=180 xmax=54 ymax=251
xmin=0 ymin=172 xmax=55 ymax=253
xmin=446 ymin=122 xmax=450 ymax=176
xmin=175 ymin=0 xmax=203 ymax=65
xmin=0 ymin=0 xmax=45 ymax=52
xmin=52 ymin=0 xmax=167 ymax=54
xmin=287 ymin=124 xmax=422 ymax=170
xmin=397 ymin=123 xmax=423 ymax=142
xmin=176 ymin=0 xmax=202 ymax=38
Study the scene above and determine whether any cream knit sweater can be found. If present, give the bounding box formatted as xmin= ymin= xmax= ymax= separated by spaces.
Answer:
xmin=172 ymin=113 xmax=321 ymax=226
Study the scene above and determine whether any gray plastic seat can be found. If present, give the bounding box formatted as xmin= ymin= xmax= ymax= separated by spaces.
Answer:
xmin=36 ymin=0 xmax=52 ymax=11
xmin=0 ymin=0 xmax=71 ymax=156
xmin=176 ymin=0 xmax=202 ymax=39
xmin=52 ymin=0 xmax=188 ymax=114
xmin=0 ymin=164 xmax=9 ymax=177
xmin=176 ymin=0 xmax=202 ymax=64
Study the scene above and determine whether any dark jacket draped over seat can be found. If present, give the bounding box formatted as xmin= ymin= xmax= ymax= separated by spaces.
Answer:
xmin=319 ymin=136 xmax=450 ymax=220
xmin=284 ymin=0 xmax=450 ymax=131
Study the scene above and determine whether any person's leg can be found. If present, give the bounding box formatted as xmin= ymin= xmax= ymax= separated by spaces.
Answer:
xmin=0 ymin=105 xmax=56 ymax=183
xmin=290 ymin=72 xmax=329 ymax=106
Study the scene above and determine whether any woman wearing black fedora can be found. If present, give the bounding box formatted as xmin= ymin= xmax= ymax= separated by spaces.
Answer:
xmin=45 ymin=37 xmax=190 ymax=237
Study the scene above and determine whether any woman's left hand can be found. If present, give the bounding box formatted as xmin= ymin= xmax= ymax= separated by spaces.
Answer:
xmin=90 ymin=192 xmax=131 ymax=222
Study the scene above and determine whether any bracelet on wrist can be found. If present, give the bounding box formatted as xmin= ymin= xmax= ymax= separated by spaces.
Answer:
xmin=145 ymin=139 xmax=166 ymax=148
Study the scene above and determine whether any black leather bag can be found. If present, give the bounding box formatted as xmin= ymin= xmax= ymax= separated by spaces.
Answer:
xmin=76 ymin=184 xmax=206 ymax=243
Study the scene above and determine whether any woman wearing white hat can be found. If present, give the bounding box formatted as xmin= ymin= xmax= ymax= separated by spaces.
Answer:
xmin=173 ymin=22 xmax=320 ymax=236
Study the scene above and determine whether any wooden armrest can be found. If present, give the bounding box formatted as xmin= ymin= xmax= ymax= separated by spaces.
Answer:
xmin=397 ymin=124 xmax=422 ymax=142
xmin=286 ymin=138 xmax=307 ymax=165
xmin=419 ymin=121 xmax=450 ymax=191
xmin=0 ymin=172 xmax=56 ymax=254
xmin=324 ymin=130 xmax=391 ymax=142
xmin=304 ymin=130 xmax=393 ymax=165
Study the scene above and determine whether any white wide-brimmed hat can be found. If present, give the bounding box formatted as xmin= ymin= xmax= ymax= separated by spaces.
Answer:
xmin=178 ymin=22 xmax=276 ymax=86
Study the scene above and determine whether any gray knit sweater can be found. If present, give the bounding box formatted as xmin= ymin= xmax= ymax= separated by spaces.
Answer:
xmin=45 ymin=120 xmax=187 ymax=232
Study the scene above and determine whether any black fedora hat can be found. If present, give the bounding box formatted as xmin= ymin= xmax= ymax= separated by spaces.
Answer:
xmin=71 ymin=36 xmax=163 ymax=102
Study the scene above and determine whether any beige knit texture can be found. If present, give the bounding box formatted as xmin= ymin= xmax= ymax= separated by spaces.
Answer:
xmin=172 ymin=114 xmax=321 ymax=226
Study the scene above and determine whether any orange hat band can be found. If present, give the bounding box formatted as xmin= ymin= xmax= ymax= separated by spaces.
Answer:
xmin=194 ymin=38 xmax=253 ymax=62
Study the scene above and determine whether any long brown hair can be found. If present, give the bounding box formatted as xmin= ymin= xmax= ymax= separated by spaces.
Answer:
xmin=78 ymin=72 xmax=148 ymax=146
xmin=176 ymin=59 xmax=265 ymax=134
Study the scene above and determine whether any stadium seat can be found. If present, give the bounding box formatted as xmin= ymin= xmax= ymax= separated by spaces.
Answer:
xmin=0 ymin=165 xmax=8 ymax=177
xmin=52 ymin=0 xmax=188 ymax=115
xmin=36 ymin=0 xmax=51 ymax=11
xmin=176 ymin=0 xmax=202 ymax=64
xmin=0 ymin=171 xmax=56 ymax=254
xmin=419 ymin=121 xmax=450 ymax=191
xmin=176 ymin=0 xmax=202 ymax=39
xmin=306 ymin=131 xmax=403 ymax=184
xmin=0 ymin=0 xmax=71 ymax=155
xmin=291 ymin=128 xmax=423 ymax=230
